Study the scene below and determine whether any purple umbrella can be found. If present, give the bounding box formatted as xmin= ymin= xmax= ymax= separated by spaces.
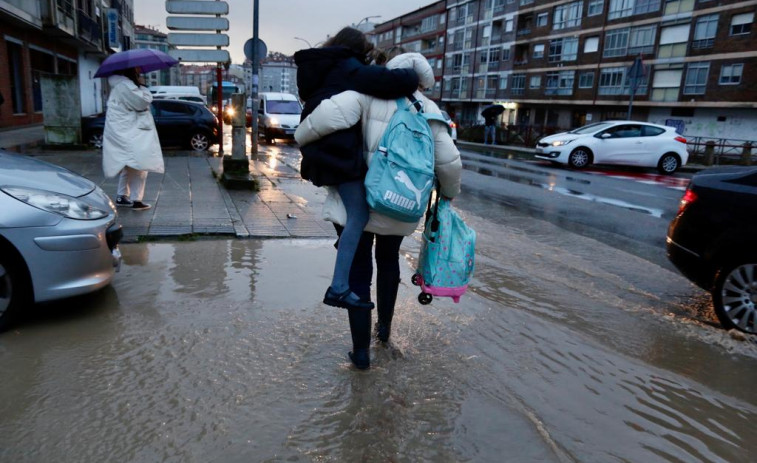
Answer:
xmin=94 ymin=49 xmax=179 ymax=78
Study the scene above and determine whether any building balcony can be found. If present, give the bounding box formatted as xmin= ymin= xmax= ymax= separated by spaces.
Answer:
xmin=41 ymin=0 xmax=76 ymax=38
xmin=77 ymin=10 xmax=103 ymax=51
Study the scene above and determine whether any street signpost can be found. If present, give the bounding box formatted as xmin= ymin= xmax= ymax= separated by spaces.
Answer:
xmin=626 ymin=55 xmax=647 ymax=120
xmin=167 ymin=32 xmax=229 ymax=47
xmin=166 ymin=0 xmax=230 ymax=155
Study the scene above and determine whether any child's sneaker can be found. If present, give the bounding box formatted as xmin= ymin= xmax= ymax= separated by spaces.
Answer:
xmin=116 ymin=196 xmax=133 ymax=207
xmin=132 ymin=201 xmax=152 ymax=211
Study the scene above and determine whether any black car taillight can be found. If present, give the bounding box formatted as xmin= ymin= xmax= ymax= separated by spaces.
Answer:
xmin=678 ymin=189 xmax=698 ymax=215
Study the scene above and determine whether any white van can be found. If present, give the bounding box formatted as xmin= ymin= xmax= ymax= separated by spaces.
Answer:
xmin=149 ymin=86 xmax=206 ymax=105
xmin=256 ymin=92 xmax=302 ymax=143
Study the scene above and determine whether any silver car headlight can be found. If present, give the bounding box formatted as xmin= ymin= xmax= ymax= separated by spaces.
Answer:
xmin=551 ymin=139 xmax=574 ymax=147
xmin=1 ymin=186 xmax=109 ymax=220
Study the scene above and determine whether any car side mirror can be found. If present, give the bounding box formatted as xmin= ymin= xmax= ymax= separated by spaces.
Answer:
xmin=599 ymin=133 xmax=612 ymax=139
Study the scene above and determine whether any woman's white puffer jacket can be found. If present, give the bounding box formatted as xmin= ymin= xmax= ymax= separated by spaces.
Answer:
xmin=295 ymin=53 xmax=462 ymax=236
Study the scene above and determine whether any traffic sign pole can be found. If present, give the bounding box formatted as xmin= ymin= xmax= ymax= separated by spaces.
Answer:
xmin=250 ymin=0 xmax=260 ymax=157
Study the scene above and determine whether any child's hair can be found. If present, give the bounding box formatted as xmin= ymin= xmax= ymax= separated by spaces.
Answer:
xmin=369 ymin=45 xmax=407 ymax=65
xmin=323 ymin=27 xmax=374 ymax=58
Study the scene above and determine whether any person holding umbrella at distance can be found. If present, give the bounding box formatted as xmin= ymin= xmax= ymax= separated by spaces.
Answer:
xmin=95 ymin=49 xmax=177 ymax=210
xmin=481 ymin=104 xmax=504 ymax=145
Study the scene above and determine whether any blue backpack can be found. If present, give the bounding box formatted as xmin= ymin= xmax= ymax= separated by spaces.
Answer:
xmin=364 ymin=97 xmax=448 ymax=222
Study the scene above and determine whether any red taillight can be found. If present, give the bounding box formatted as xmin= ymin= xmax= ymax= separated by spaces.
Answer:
xmin=678 ymin=189 xmax=697 ymax=214
xmin=450 ymin=122 xmax=457 ymax=128
xmin=674 ymin=136 xmax=687 ymax=144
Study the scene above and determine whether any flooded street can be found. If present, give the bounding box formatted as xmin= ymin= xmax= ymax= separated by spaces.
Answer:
xmin=2 ymin=195 xmax=756 ymax=461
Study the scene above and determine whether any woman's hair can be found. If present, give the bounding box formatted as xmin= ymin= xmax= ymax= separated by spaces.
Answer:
xmin=370 ymin=45 xmax=407 ymax=65
xmin=323 ymin=27 xmax=374 ymax=58
xmin=114 ymin=67 xmax=142 ymax=86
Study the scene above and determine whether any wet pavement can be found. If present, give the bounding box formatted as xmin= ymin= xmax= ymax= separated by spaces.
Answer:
xmin=1 ymin=127 xmax=756 ymax=462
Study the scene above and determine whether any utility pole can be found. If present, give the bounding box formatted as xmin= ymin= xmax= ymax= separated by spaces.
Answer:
xmin=250 ymin=0 xmax=259 ymax=157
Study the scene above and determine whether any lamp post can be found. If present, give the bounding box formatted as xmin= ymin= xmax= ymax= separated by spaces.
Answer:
xmin=294 ymin=37 xmax=312 ymax=48
xmin=355 ymin=15 xmax=381 ymax=27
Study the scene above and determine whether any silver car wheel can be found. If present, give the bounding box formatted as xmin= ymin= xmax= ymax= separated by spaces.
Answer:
xmin=190 ymin=133 xmax=210 ymax=151
xmin=715 ymin=263 xmax=757 ymax=334
xmin=568 ymin=148 xmax=590 ymax=169
xmin=658 ymin=154 xmax=679 ymax=175
xmin=89 ymin=131 xmax=104 ymax=149
xmin=0 ymin=263 xmax=10 ymax=317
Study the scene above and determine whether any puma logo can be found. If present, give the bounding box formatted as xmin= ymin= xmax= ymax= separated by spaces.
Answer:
xmin=394 ymin=170 xmax=431 ymax=207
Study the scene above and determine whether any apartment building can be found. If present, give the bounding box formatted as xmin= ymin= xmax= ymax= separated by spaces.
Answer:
xmin=0 ymin=0 xmax=134 ymax=128
xmin=134 ymin=25 xmax=178 ymax=88
xmin=439 ymin=0 xmax=757 ymax=140
xmin=244 ymin=54 xmax=299 ymax=98
xmin=369 ymin=1 xmax=449 ymax=101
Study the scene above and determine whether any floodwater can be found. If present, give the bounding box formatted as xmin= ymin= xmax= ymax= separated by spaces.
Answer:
xmin=1 ymin=204 xmax=756 ymax=462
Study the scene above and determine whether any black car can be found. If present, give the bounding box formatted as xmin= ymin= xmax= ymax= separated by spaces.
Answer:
xmin=82 ymin=99 xmax=220 ymax=151
xmin=666 ymin=166 xmax=757 ymax=334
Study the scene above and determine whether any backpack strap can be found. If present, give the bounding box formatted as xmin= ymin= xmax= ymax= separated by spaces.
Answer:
xmin=398 ymin=95 xmax=452 ymax=136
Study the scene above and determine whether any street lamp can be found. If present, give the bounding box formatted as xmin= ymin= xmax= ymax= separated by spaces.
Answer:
xmin=355 ymin=15 xmax=381 ymax=28
xmin=294 ymin=37 xmax=312 ymax=48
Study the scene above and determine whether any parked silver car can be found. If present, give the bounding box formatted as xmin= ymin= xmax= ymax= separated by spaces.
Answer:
xmin=0 ymin=151 xmax=123 ymax=331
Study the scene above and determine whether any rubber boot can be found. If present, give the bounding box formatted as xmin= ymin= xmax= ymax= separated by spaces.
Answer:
xmin=375 ymin=277 xmax=399 ymax=343
xmin=348 ymin=308 xmax=371 ymax=370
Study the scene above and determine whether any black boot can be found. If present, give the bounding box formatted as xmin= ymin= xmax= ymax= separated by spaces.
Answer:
xmin=375 ymin=277 xmax=399 ymax=343
xmin=348 ymin=308 xmax=371 ymax=369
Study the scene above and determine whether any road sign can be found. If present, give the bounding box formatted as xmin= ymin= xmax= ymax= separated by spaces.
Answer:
xmin=168 ymin=32 xmax=229 ymax=47
xmin=166 ymin=16 xmax=229 ymax=31
xmin=244 ymin=38 xmax=268 ymax=61
xmin=169 ymin=49 xmax=230 ymax=63
xmin=166 ymin=1 xmax=229 ymax=15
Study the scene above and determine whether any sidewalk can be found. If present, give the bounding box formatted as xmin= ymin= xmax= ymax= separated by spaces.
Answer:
xmin=2 ymin=125 xmax=335 ymax=243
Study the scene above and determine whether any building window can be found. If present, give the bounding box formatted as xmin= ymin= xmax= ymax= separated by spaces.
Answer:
xmin=7 ymin=41 xmax=25 ymax=114
xmin=693 ymin=14 xmax=718 ymax=48
xmin=604 ymin=28 xmax=630 ymax=57
xmin=549 ymin=37 xmax=578 ymax=62
xmin=683 ymin=62 xmax=710 ymax=94
xmin=609 ymin=0 xmax=661 ymax=19
xmin=512 ymin=74 xmax=526 ymax=94
xmin=608 ymin=0 xmax=634 ymax=19
xmin=545 ymin=70 xmax=575 ymax=95
xmin=584 ymin=36 xmax=599 ymax=53
xmin=658 ymin=24 xmax=690 ymax=58
xmin=533 ymin=43 xmax=545 ymax=58
xmin=651 ymin=67 xmax=682 ymax=101
xmin=664 ymin=0 xmax=694 ymax=15
xmin=719 ymin=63 xmax=743 ymax=84
xmin=588 ymin=0 xmax=604 ymax=16
xmin=579 ymin=72 xmax=594 ymax=88
xmin=628 ymin=25 xmax=657 ymax=54
xmin=529 ymin=75 xmax=541 ymax=88
xmin=730 ymin=12 xmax=753 ymax=36
xmin=536 ymin=12 xmax=548 ymax=27
xmin=553 ymin=2 xmax=583 ymax=30
xmin=599 ymin=67 xmax=626 ymax=95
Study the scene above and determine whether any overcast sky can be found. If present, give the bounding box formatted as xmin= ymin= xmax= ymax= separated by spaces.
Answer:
xmin=135 ymin=0 xmax=437 ymax=64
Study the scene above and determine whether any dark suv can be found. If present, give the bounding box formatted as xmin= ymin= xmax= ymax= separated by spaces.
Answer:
xmin=666 ymin=166 xmax=757 ymax=334
xmin=82 ymin=99 xmax=220 ymax=151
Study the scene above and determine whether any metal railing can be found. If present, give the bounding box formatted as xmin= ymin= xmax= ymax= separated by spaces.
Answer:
xmin=687 ymin=137 xmax=754 ymax=165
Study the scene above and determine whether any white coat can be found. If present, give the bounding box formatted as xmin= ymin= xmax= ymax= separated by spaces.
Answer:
xmin=295 ymin=53 xmax=463 ymax=237
xmin=102 ymin=75 xmax=164 ymax=178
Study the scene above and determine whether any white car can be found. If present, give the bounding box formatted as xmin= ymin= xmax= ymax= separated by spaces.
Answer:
xmin=441 ymin=110 xmax=458 ymax=143
xmin=0 ymin=150 xmax=123 ymax=331
xmin=535 ymin=121 xmax=689 ymax=174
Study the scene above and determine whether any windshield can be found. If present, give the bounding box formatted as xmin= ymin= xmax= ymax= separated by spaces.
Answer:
xmin=267 ymin=100 xmax=301 ymax=114
xmin=568 ymin=122 xmax=614 ymax=134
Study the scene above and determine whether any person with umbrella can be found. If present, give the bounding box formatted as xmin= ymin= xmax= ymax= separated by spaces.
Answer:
xmin=95 ymin=49 xmax=177 ymax=210
xmin=481 ymin=104 xmax=504 ymax=145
